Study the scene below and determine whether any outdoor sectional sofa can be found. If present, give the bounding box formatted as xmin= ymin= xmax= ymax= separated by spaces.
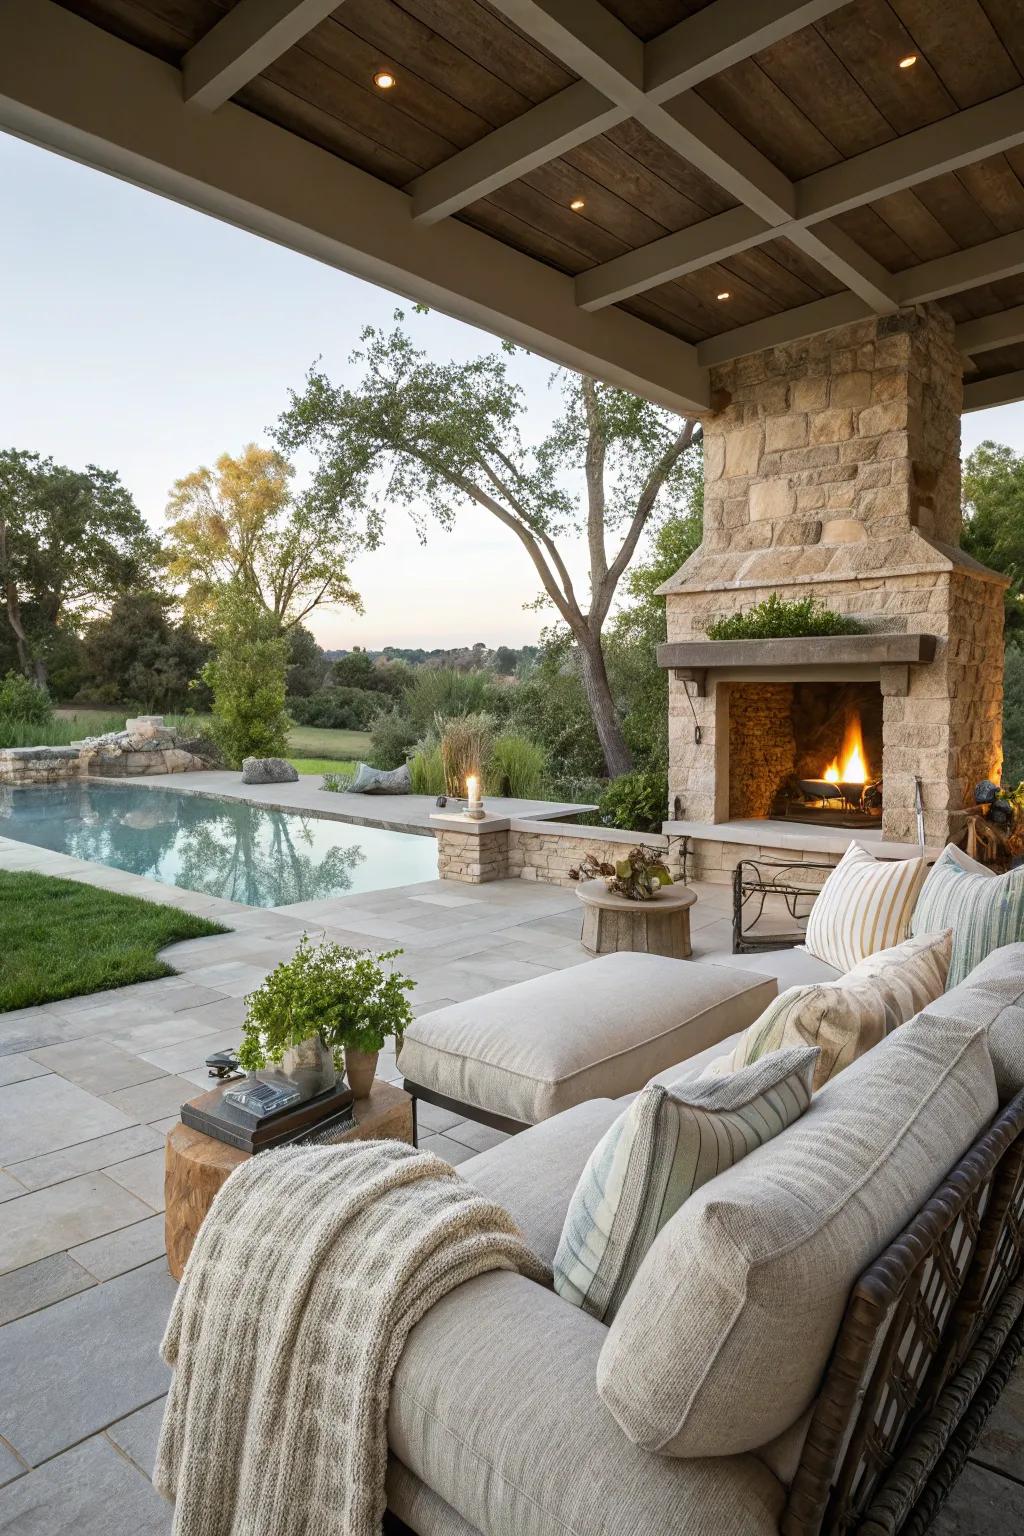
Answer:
xmin=385 ymin=945 xmax=1024 ymax=1536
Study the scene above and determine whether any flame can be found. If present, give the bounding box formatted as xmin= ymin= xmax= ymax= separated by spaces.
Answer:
xmin=823 ymin=715 xmax=868 ymax=785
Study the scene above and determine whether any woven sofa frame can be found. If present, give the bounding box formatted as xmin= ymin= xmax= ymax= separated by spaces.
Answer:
xmin=784 ymin=1087 xmax=1024 ymax=1535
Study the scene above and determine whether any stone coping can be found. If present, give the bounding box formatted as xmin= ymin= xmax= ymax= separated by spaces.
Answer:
xmin=663 ymin=817 xmax=940 ymax=860
xmin=656 ymin=632 xmax=937 ymax=672
xmin=432 ymin=814 xmax=651 ymax=843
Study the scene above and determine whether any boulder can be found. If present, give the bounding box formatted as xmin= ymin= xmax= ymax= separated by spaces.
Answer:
xmin=242 ymin=756 xmax=299 ymax=785
xmin=349 ymin=761 xmax=412 ymax=795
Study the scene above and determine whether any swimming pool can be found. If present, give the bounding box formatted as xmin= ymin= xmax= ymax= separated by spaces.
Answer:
xmin=0 ymin=782 xmax=438 ymax=908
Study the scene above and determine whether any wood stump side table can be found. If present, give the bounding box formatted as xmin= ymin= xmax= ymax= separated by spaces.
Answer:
xmin=164 ymin=1078 xmax=415 ymax=1281
xmin=574 ymin=878 xmax=696 ymax=960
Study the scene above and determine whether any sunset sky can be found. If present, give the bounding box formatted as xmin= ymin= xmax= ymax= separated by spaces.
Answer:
xmin=3 ymin=130 xmax=1021 ymax=651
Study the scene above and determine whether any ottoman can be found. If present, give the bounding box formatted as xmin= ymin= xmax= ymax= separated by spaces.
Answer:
xmin=398 ymin=952 xmax=777 ymax=1132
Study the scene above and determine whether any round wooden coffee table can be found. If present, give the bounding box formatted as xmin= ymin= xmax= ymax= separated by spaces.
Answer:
xmin=574 ymin=878 xmax=696 ymax=959
xmin=164 ymin=1078 xmax=414 ymax=1280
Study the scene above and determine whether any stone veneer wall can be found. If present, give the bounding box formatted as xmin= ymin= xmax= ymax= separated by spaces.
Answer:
xmin=660 ymin=306 xmax=1007 ymax=848
xmin=728 ymin=683 xmax=795 ymax=818
xmin=435 ymin=822 xmax=688 ymax=886
xmin=0 ymin=718 xmax=211 ymax=786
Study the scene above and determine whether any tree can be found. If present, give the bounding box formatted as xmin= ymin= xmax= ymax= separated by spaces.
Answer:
xmin=202 ymin=584 xmax=291 ymax=768
xmin=0 ymin=449 xmax=156 ymax=687
xmin=164 ymin=443 xmax=362 ymax=635
xmin=962 ymin=441 xmax=1024 ymax=638
xmin=79 ymin=592 xmax=209 ymax=712
xmin=278 ymin=319 xmax=701 ymax=776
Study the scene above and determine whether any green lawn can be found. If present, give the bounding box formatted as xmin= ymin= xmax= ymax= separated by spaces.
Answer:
xmin=0 ymin=871 xmax=228 ymax=1011
xmin=54 ymin=709 xmax=371 ymax=764
xmin=289 ymin=757 xmax=358 ymax=776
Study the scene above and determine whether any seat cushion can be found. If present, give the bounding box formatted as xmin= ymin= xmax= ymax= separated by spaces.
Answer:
xmin=913 ymin=941 xmax=1024 ymax=1099
xmin=458 ymin=1098 xmax=623 ymax=1265
xmin=553 ymin=1047 xmax=817 ymax=1323
xmin=703 ymin=931 xmax=952 ymax=1089
xmin=389 ymin=1271 xmax=784 ymax=1536
xmin=597 ymin=1015 xmax=997 ymax=1458
xmin=912 ymin=844 xmax=1024 ymax=988
xmin=398 ymin=952 xmax=777 ymax=1125
xmin=709 ymin=946 xmax=842 ymax=988
xmin=388 ymin=1461 xmax=480 ymax=1536
xmin=805 ymin=841 xmax=927 ymax=971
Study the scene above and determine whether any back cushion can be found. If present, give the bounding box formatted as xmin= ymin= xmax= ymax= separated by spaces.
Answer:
xmin=916 ymin=941 xmax=1024 ymax=1100
xmin=912 ymin=844 xmax=1024 ymax=989
xmin=596 ymin=1017 xmax=996 ymax=1458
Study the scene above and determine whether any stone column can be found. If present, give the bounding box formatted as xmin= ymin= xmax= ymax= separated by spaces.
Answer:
xmin=661 ymin=305 xmax=1007 ymax=848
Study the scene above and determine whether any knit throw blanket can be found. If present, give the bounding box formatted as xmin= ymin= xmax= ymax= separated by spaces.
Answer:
xmin=155 ymin=1138 xmax=549 ymax=1536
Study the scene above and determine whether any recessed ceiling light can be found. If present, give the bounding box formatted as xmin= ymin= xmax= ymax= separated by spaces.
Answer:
xmin=717 ymin=290 xmax=731 ymax=301
xmin=569 ymin=197 xmax=586 ymax=212
xmin=373 ymin=69 xmax=396 ymax=89
xmin=899 ymin=54 xmax=917 ymax=69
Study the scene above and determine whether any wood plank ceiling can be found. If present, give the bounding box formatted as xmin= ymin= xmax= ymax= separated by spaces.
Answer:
xmin=42 ymin=0 xmax=1024 ymax=403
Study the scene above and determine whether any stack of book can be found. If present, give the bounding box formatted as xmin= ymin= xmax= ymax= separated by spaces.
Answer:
xmin=181 ymin=1079 xmax=356 ymax=1153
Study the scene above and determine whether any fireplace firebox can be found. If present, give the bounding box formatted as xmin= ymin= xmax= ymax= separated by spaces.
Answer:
xmin=727 ymin=680 xmax=884 ymax=828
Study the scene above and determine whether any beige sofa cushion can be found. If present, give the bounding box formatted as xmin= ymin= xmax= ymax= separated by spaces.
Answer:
xmin=702 ymin=930 xmax=952 ymax=1090
xmin=597 ymin=1015 xmax=997 ymax=1458
xmin=398 ymin=952 xmax=777 ymax=1125
xmin=389 ymin=1271 xmax=785 ymax=1536
xmin=458 ymin=1098 xmax=622 ymax=1265
xmin=915 ymin=941 xmax=1024 ymax=1100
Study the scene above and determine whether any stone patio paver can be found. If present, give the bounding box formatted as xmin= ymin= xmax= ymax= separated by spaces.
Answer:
xmin=0 ymin=1253 xmax=95 ymax=1326
xmin=0 ymin=1434 xmax=171 ymax=1534
xmin=0 ymin=1173 xmax=153 ymax=1274
xmin=6 ymin=1123 xmax=164 ymax=1192
xmin=71 ymin=1214 xmax=168 ymax=1281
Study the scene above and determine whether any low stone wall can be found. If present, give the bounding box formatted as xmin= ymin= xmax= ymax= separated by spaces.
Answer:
xmin=435 ymin=819 xmax=688 ymax=888
xmin=0 ymin=716 xmax=211 ymax=786
xmin=689 ymin=836 xmax=842 ymax=887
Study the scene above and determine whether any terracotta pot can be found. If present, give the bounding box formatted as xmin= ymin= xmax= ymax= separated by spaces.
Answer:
xmin=344 ymin=1046 xmax=379 ymax=1099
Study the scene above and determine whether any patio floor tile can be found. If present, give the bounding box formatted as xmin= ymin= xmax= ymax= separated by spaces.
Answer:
xmin=0 ymin=1174 xmax=153 ymax=1275
xmin=71 ymin=1214 xmax=167 ymax=1281
xmin=0 ymin=1013 xmax=82 ymax=1057
xmin=931 ymin=1460 xmax=1024 ymax=1532
xmin=28 ymin=1039 xmax=167 ymax=1094
xmin=0 ymin=1172 xmax=24 ymax=1203
xmin=0 ymin=1260 xmax=175 ymax=1465
xmin=972 ymin=1362 xmax=1024 ymax=1481
xmin=101 ymin=1077 xmax=196 ymax=1124
xmin=106 ymin=1396 xmax=167 ymax=1479
xmin=0 ymin=1075 xmax=137 ymax=1164
xmin=0 ymin=1438 xmax=27 ymax=1489
xmin=0 ymin=1053 xmax=50 ymax=1088
xmin=419 ymin=1133 xmax=476 ymax=1166
xmin=0 ymin=1254 xmax=95 ymax=1327
xmin=0 ymin=1434 xmax=172 ymax=1533
xmin=104 ymin=1151 xmax=166 ymax=1211
xmin=6 ymin=1122 xmax=164 ymax=1192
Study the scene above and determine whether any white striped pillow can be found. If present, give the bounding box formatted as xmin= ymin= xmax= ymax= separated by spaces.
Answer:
xmin=805 ymin=841 xmax=927 ymax=971
xmin=552 ymin=1046 xmax=818 ymax=1324
xmin=702 ymin=930 xmax=952 ymax=1089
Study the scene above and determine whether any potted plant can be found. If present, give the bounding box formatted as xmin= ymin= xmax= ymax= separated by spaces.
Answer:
xmin=568 ymin=845 xmax=674 ymax=902
xmin=236 ymin=936 xmax=415 ymax=1100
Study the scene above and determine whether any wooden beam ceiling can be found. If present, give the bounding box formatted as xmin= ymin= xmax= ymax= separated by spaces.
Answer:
xmin=182 ymin=0 xmax=344 ymax=111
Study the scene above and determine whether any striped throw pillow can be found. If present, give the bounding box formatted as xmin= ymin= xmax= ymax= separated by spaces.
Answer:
xmin=911 ymin=843 xmax=1024 ymax=988
xmin=805 ymin=841 xmax=927 ymax=971
xmin=702 ymin=930 xmax=952 ymax=1089
xmin=553 ymin=1047 xmax=818 ymax=1323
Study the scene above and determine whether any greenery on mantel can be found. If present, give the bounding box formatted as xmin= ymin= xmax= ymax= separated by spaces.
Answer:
xmin=704 ymin=594 xmax=866 ymax=641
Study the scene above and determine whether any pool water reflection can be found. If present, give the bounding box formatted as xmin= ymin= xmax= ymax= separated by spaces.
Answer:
xmin=0 ymin=782 xmax=438 ymax=908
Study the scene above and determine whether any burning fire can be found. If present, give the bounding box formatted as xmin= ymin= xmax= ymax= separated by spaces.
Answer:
xmin=823 ymin=715 xmax=868 ymax=785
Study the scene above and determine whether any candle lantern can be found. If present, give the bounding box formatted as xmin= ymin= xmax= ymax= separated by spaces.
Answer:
xmin=465 ymin=773 xmax=485 ymax=820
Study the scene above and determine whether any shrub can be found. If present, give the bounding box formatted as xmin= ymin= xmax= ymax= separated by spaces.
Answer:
xmin=0 ymin=714 xmax=124 ymax=750
xmin=438 ymin=712 xmax=495 ymax=797
xmin=290 ymin=686 xmax=379 ymax=730
xmin=321 ymin=769 xmax=355 ymax=793
xmin=705 ymin=594 xmax=864 ymax=641
xmin=409 ymin=743 xmax=445 ymax=795
xmin=368 ymin=708 xmax=418 ymax=770
xmin=487 ymin=733 xmax=546 ymax=798
xmin=202 ymin=587 xmax=291 ymax=769
xmin=0 ymin=671 xmax=52 ymax=725
xmin=403 ymin=667 xmax=508 ymax=734
xmin=1004 ymin=644 xmax=1024 ymax=786
xmin=599 ymin=767 xmax=668 ymax=833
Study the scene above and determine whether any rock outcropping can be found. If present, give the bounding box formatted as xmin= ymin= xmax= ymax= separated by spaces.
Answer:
xmin=241 ymin=757 xmax=299 ymax=785
xmin=0 ymin=716 xmax=214 ymax=786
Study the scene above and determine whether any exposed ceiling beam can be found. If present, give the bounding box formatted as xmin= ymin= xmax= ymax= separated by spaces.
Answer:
xmin=487 ymin=0 xmax=797 ymax=222
xmin=957 ymin=306 xmax=1024 ymax=357
xmin=893 ymin=229 xmax=1024 ymax=304
xmin=963 ymin=369 xmax=1024 ymax=412
xmin=786 ymin=221 xmax=898 ymax=313
xmin=412 ymin=0 xmax=849 ymax=225
xmin=578 ymin=84 xmax=1024 ymax=310
xmin=0 ymin=0 xmax=710 ymax=416
xmin=182 ymin=0 xmax=342 ymax=111
xmin=697 ymin=293 xmax=872 ymax=368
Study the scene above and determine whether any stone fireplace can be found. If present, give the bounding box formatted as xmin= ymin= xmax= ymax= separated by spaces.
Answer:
xmin=658 ymin=305 xmax=1007 ymax=878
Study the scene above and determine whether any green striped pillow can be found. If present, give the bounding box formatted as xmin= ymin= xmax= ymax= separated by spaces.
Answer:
xmin=553 ymin=1047 xmax=818 ymax=1324
xmin=911 ymin=844 xmax=1024 ymax=988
